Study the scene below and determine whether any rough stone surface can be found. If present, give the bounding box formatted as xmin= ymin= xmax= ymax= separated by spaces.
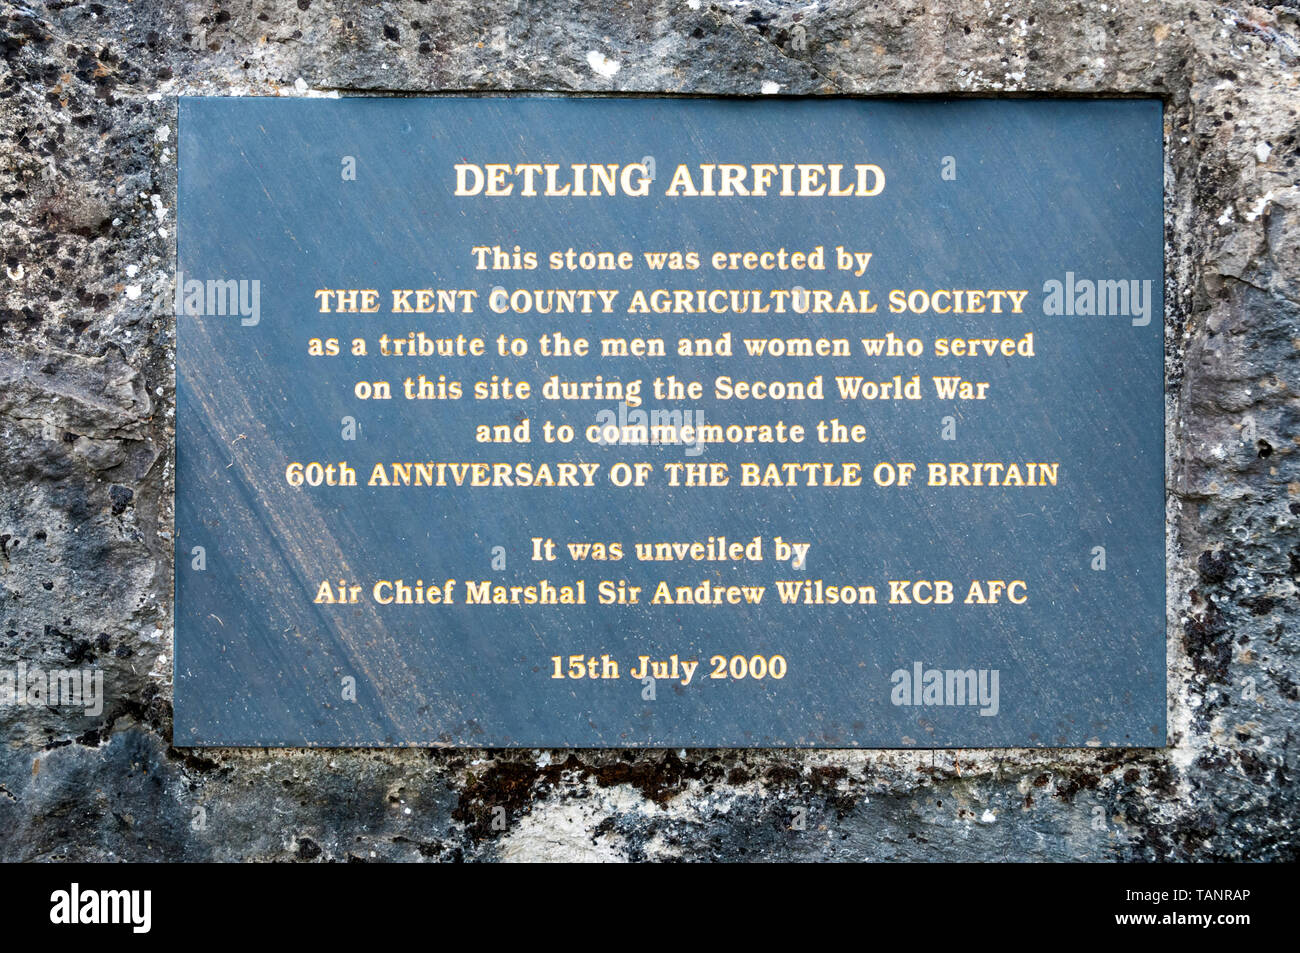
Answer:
xmin=0 ymin=0 xmax=1297 ymax=861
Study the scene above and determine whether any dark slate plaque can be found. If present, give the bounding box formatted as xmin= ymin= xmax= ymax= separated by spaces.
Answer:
xmin=175 ymin=97 xmax=1164 ymax=748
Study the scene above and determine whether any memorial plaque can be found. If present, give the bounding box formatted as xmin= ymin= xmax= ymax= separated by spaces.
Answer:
xmin=175 ymin=97 xmax=1164 ymax=747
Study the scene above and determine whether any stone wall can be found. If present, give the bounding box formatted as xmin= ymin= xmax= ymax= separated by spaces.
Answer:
xmin=0 ymin=0 xmax=1296 ymax=861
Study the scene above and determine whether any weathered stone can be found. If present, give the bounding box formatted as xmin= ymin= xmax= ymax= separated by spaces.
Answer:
xmin=0 ymin=0 xmax=1297 ymax=861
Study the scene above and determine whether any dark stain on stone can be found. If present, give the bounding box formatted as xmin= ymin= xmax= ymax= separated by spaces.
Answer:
xmin=1053 ymin=773 xmax=1100 ymax=803
xmin=1184 ymin=599 xmax=1233 ymax=682
xmin=108 ymin=484 xmax=133 ymax=514
xmin=1197 ymin=549 xmax=1234 ymax=583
